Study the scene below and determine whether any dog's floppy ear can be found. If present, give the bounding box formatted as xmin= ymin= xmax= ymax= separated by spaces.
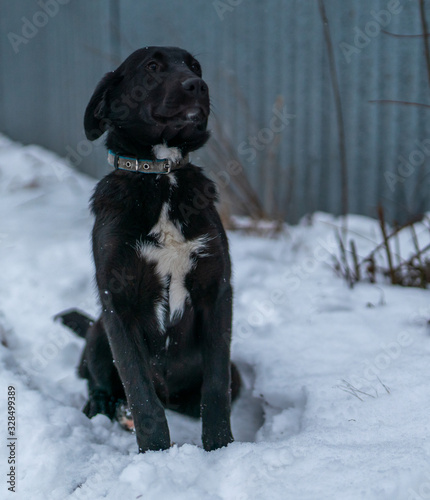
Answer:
xmin=84 ymin=71 xmax=123 ymax=140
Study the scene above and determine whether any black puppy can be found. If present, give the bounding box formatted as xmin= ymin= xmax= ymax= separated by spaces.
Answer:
xmin=56 ymin=47 xmax=240 ymax=453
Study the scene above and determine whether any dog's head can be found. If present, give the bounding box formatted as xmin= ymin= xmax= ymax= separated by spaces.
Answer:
xmin=84 ymin=46 xmax=210 ymax=156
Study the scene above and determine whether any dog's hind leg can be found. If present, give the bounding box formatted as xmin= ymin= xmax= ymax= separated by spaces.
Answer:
xmin=81 ymin=318 xmax=125 ymax=420
xmin=56 ymin=309 xmax=123 ymax=419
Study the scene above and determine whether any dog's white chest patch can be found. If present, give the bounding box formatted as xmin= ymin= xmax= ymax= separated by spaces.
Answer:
xmin=137 ymin=203 xmax=209 ymax=329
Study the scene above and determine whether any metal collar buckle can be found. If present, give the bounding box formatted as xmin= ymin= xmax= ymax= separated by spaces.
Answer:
xmin=163 ymin=161 xmax=171 ymax=174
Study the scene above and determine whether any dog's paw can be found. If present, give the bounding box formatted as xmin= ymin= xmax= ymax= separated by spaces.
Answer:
xmin=82 ymin=389 xmax=117 ymax=420
xmin=202 ymin=434 xmax=234 ymax=452
xmin=115 ymin=401 xmax=135 ymax=432
xmin=202 ymin=426 xmax=234 ymax=452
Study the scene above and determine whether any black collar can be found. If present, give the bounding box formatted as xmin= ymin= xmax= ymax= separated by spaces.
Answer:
xmin=107 ymin=150 xmax=189 ymax=174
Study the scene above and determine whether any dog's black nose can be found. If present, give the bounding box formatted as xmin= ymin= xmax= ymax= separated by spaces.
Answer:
xmin=182 ymin=78 xmax=207 ymax=97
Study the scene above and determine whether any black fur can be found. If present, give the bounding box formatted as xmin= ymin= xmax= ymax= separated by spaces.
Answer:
xmin=57 ymin=46 xmax=240 ymax=453
xmin=54 ymin=309 xmax=93 ymax=339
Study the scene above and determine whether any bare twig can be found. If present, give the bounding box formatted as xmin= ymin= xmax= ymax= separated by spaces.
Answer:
xmin=381 ymin=30 xmax=430 ymax=38
xmin=378 ymin=206 xmax=397 ymax=284
xmin=419 ymin=0 xmax=430 ymax=89
xmin=206 ymin=119 xmax=267 ymax=221
xmin=350 ymin=239 xmax=360 ymax=282
xmin=369 ymin=99 xmax=430 ymax=109
xmin=376 ymin=376 xmax=391 ymax=395
xmin=359 ymin=218 xmax=420 ymax=265
xmin=264 ymin=96 xmax=284 ymax=219
xmin=410 ymin=224 xmax=424 ymax=268
xmin=337 ymin=380 xmax=377 ymax=401
xmin=318 ymin=0 xmax=349 ymax=220
xmin=340 ymin=214 xmax=430 ymax=288
xmin=338 ymin=386 xmax=364 ymax=401
xmin=394 ymin=222 xmax=402 ymax=267
xmin=366 ymin=255 xmax=376 ymax=283
xmin=337 ymin=230 xmax=352 ymax=287
xmin=394 ymin=243 xmax=430 ymax=270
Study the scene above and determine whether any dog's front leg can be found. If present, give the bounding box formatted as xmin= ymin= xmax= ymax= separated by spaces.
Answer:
xmin=103 ymin=307 xmax=170 ymax=452
xmin=200 ymin=284 xmax=234 ymax=451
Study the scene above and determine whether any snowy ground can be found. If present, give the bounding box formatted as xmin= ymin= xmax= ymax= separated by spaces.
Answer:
xmin=1 ymin=134 xmax=430 ymax=500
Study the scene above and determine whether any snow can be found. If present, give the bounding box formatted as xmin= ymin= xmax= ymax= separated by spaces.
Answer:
xmin=1 ymin=134 xmax=430 ymax=500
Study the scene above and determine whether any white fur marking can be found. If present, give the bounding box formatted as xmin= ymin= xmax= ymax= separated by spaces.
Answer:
xmin=137 ymin=203 xmax=209 ymax=324
xmin=155 ymin=172 xmax=177 ymax=187
xmin=168 ymin=172 xmax=178 ymax=187
xmin=154 ymin=275 xmax=169 ymax=332
xmin=153 ymin=144 xmax=182 ymax=163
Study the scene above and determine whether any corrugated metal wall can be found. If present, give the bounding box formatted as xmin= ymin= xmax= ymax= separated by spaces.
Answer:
xmin=1 ymin=0 xmax=429 ymax=223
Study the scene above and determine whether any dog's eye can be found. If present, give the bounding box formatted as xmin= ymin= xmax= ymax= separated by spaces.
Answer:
xmin=190 ymin=62 xmax=201 ymax=75
xmin=146 ymin=61 xmax=159 ymax=71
